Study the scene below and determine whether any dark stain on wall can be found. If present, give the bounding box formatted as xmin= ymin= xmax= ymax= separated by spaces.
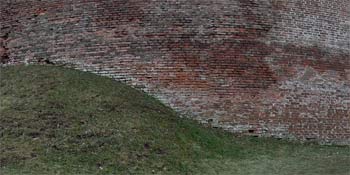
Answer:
xmin=94 ymin=0 xmax=150 ymax=26
xmin=0 ymin=32 xmax=10 ymax=64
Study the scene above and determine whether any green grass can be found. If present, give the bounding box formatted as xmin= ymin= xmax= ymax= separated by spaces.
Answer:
xmin=0 ymin=65 xmax=349 ymax=175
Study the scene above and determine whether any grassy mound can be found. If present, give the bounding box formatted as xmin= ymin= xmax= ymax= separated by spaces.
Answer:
xmin=0 ymin=65 xmax=349 ymax=175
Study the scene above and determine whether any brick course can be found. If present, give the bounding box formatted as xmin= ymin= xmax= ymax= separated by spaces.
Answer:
xmin=1 ymin=0 xmax=349 ymax=144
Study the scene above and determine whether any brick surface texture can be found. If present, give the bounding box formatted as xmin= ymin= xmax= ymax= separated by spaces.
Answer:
xmin=1 ymin=0 xmax=349 ymax=144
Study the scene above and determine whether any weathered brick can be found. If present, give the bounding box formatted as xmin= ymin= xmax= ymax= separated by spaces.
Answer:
xmin=1 ymin=0 xmax=349 ymax=145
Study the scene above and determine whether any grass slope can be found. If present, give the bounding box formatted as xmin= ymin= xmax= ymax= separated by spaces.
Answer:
xmin=0 ymin=65 xmax=349 ymax=175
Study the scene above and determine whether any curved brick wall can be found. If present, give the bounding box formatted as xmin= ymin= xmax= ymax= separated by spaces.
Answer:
xmin=1 ymin=0 xmax=349 ymax=144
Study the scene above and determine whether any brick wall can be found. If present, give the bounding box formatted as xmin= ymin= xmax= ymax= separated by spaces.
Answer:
xmin=1 ymin=0 xmax=349 ymax=144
